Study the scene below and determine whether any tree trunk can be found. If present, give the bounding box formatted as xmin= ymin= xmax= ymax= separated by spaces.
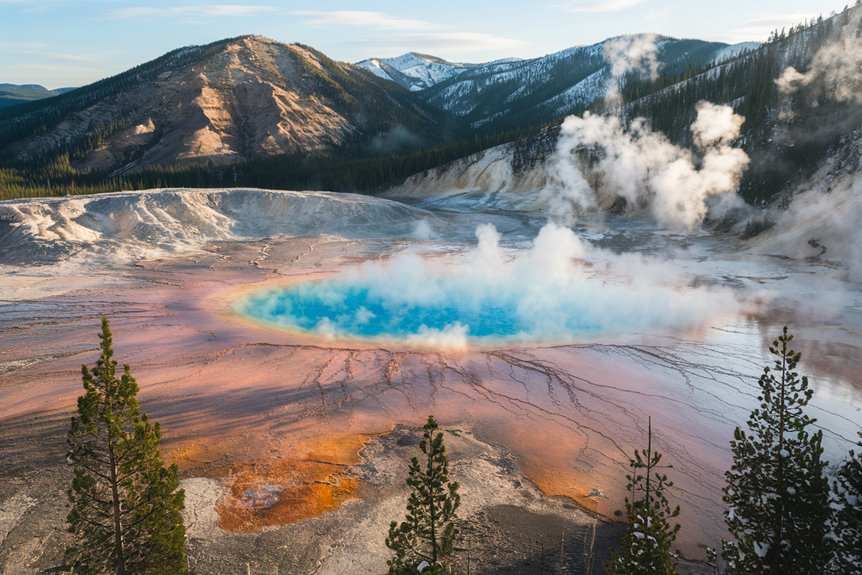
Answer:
xmin=108 ymin=428 xmax=126 ymax=575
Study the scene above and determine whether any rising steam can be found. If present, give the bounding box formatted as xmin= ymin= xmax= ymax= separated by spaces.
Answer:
xmin=545 ymin=101 xmax=749 ymax=230
xmin=603 ymin=33 xmax=660 ymax=108
xmin=242 ymin=222 xmax=746 ymax=348
xmin=243 ymin=33 xmax=756 ymax=349
xmin=777 ymin=8 xmax=862 ymax=108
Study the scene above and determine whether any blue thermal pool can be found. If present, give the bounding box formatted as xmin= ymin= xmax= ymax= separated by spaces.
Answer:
xmin=237 ymin=280 xmax=604 ymax=343
xmin=233 ymin=270 xmax=723 ymax=345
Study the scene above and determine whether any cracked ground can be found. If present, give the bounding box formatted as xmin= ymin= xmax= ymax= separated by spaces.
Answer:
xmin=1 ymin=235 xmax=860 ymax=574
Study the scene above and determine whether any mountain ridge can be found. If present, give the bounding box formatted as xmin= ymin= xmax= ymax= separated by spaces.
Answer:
xmin=0 ymin=35 xmax=450 ymax=174
xmin=0 ymin=83 xmax=71 ymax=108
xmin=0 ymin=33 xmax=751 ymax=176
xmin=355 ymin=52 xmax=478 ymax=92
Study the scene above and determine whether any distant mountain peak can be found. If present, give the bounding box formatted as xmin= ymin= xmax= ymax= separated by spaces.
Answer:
xmin=0 ymin=83 xmax=60 ymax=108
xmin=356 ymin=52 xmax=477 ymax=92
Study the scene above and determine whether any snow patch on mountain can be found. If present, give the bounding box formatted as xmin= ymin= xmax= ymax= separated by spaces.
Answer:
xmin=715 ymin=42 xmax=761 ymax=62
xmin=356 ymin=53 xmax=475 ymax=91
xmin=542 ymin=69 xmax=610 ymax=117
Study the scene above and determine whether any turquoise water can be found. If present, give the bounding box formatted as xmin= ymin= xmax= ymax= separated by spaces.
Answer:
xmin=236 ymin=279 xmax=604 ymax=342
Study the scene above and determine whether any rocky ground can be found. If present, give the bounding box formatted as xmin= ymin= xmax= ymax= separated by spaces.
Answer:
xmin=0 ymin=423 xmax=724 ymax=575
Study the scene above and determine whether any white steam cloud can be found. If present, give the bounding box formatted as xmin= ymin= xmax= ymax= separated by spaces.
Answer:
xmin=240 ymin=33 xmax=754 ymax=351
xmin=544 ymin=102 xmax=749 ymax=230
xmin=350 ymin=222 xmax=743 ymax=345
xmin=603 ymin=33 xmax=660 ymax=108
xmin=412 ymin=219 xmax=435 ymax=240
xmin=243 ymin=222 xmax=748 ymax=349
xmin=750 ymin=169 xmax=862 ymax=282
xmin=777 ymin=9 xmax=862 ymax=113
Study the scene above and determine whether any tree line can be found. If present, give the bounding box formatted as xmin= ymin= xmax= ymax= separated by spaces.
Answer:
xmin=58 ymin=320 xmax=860 ymax=573
xmin=0 ymin=126 xmax=537 ymax=202
xmin=620 ymin=3 xmax=862 ymax=205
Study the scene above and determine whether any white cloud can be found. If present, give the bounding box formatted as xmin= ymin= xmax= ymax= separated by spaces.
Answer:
xmin=291 ymin=10 xmax=438 ymax=30
xmin=739 ymin=12 xmax=819 ymax=28
xmin=716 ymin=12 xmax=817 ymax=43
xmin=356 ymin=32 xmax=528 ymax=55
xmin=293 ymin=10 xmax=526 ymax=57
xmin=0 ymin=40 xmax=46 ymax=49
xmin=552 ymin=0 xmax=643 ymax=13
xmin=108 ymin=4 xmax=278 ymax=20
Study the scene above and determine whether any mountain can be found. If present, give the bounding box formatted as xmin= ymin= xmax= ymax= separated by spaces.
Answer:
xmin=415 ymin=36 xmax=745 ymax=132
xmin=0 ymin=84 xmax=50 ymax=91
xmin=0 ymin=35 xmax=747 ymax=177
xmin=356 ymin=39 xmax=752 ymax=134
xmin=356 ymin=53 xmax=478 ymax=92
xmin=386 ymin=7 xmax=862 ymax=211
xmin=10 ymin=11 xmax=862 ymax=209
xmin=0 ymin=84 xmax=60 ymax=108
xmin=0 ymin=35 xmax=450 ymax=174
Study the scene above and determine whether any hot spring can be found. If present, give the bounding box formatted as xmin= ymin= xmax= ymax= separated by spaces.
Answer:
xmin=235 ymin=223 xmax=744 ymax=346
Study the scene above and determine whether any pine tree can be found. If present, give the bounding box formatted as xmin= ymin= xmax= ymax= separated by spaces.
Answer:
xmin=66 ymin=317 xmax=187 ymax=575
xmin=606 ymin=417 xmax=681 ymax=575
xmin=386 ymin=416 xmax=461 ymax=575
xmin=722 ymin=327 xmax=830 ymax=575
xmin=830 ymin=438 xmax=862 ymax=575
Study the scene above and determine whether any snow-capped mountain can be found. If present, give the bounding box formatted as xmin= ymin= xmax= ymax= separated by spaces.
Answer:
xmin=356 ymin=53 xmax=478 ymax=92
xmin=416 ymin=36 xmax=748 ymax=131
xmin=356 ymin=37 xmax=758 ymax=133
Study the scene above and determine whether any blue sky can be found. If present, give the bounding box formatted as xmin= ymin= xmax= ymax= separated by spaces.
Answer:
xmin=0 ymin=0 xmax=852 ymax=88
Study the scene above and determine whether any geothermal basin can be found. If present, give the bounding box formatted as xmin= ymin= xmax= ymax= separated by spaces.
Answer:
xmin=236 ymin=221 xmax=745 ymax=347
xmin=1 ymin=188 xmax=861 ymax=574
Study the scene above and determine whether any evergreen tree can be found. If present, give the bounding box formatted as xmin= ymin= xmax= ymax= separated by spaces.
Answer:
xmin=606 ymin=417 xmax=681 ymax=575
xmin=830 ymin=439 xmax=862 ymax=575
xmin=66 ymin=317 xmax=187 ymax=575
xmin=386 ymin=416 xmax=461 ymax=575
xmin=722 ymin=327 xmax=830 ymax=575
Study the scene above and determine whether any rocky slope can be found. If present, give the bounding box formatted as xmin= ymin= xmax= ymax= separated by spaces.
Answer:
xmin=0 ymin=36 xmax=445 ymax=174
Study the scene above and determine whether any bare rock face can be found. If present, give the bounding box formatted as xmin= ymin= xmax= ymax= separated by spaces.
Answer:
xmin=3 ymin=36 xmax=434 ymax=174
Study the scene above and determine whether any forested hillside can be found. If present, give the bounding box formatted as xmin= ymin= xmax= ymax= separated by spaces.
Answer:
xmin=621 ymin=5 xmax=862 ymax=202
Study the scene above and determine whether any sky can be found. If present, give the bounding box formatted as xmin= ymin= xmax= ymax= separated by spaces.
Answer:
xmin=0 ymin=0 xmax=854 ymax=88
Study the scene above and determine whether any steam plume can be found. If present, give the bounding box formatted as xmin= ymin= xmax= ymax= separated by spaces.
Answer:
xmin=546 ymin=102 xmax=749 ymax=230
xmin=242 ymin=222 xmax=746 ymax=348
xmin=777 ymin=9 xmax=862 ymax=109
xmin=603 ymin=33 xmax=660 ymax=108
